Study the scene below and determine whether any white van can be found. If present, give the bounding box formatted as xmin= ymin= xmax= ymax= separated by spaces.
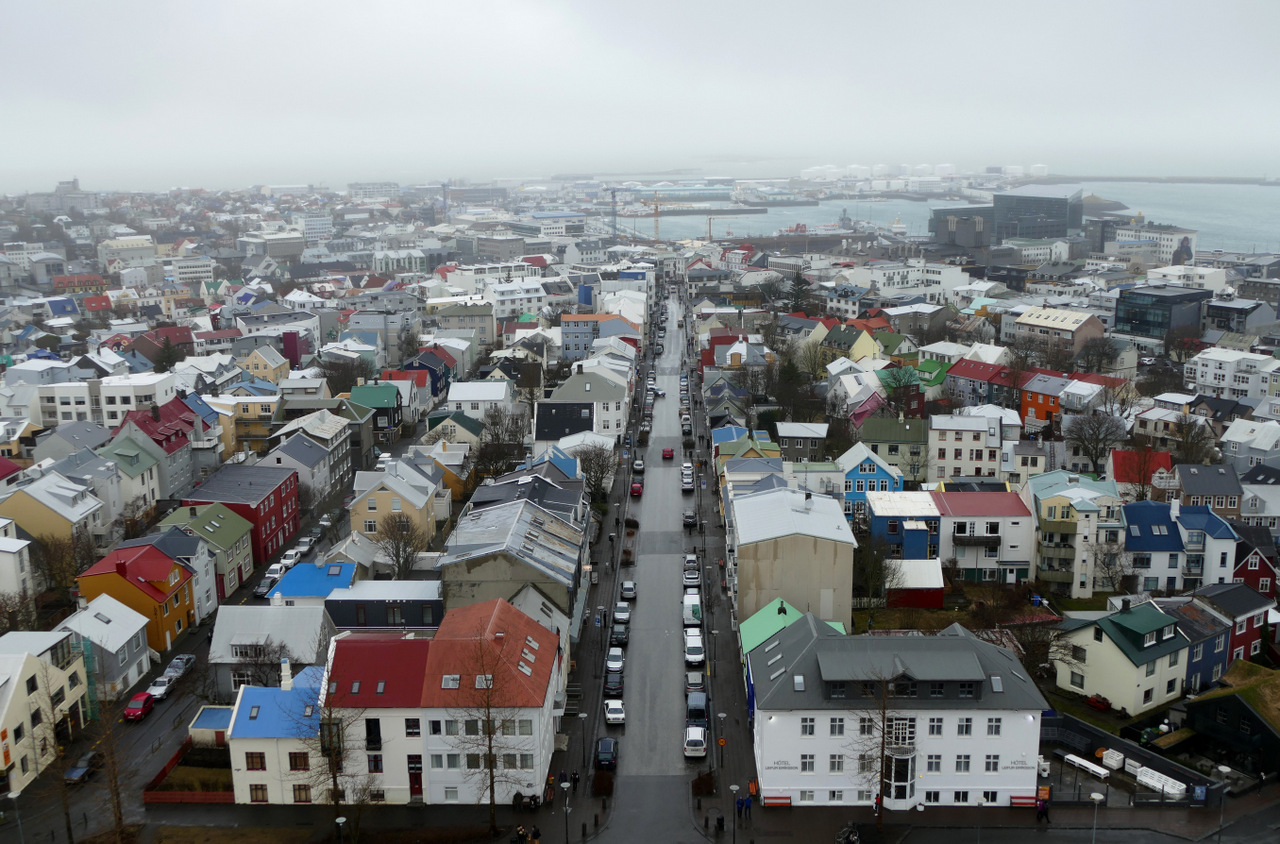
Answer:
xmin=682 ymin=593 xmax=702 ymax=627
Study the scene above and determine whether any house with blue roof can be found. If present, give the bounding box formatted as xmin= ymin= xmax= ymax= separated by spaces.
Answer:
xmin=834 ymin=442 xmax=903 ymax=525
xmin=268 ymin=561 xmax=358 ymax=607
xmin=1123 ymin=501 xmax=1238 ymax=593
xmin=865 ymin=491 xmax=940 ymax=559
xmin=226 ymin=663 xmax=324 ymax=805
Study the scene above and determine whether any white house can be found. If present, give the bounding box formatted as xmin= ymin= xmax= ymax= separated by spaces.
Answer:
xmin=748 ymin=618 xmax=1047 ymax=810
xmin=0 ymin=631 xmax=90 ymax=795
xmin=55 ymin=594 xmax=150 ymax=700
xmin=446 ymin=380 xmax=513 ymax=422
xmin=1185 ymin=348 xmax=1279 ymax=401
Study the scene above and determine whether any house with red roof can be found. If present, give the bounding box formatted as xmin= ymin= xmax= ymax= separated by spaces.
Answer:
xmin=932 ymin=490 xmax=1036 ymax=584
xmin=1106 ymin=449 xmax=1176 ymax=502
xmin=307 ymin=598 xmax=559 ymax=804
xmin=81 ymin=295 xmax=113 ymax=313
xmin=77 ymin=543 xmax=195 ymax=652
xmin=114 ymin=396 xmax=203 ymax=499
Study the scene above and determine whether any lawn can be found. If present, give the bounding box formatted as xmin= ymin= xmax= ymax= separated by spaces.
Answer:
xmin=155 ymin=830 xmax=312 ymax=844
xmin=152 ymin=765 xmax=234 ymax=792
xmin=1051 ymin=593 xmax=1118 ymax=613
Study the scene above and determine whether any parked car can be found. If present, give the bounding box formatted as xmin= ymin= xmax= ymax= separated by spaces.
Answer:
xmin=685 ymin=671 xmax=705 ymax=694
xmin=613 ymin=602 xmax=631 ymax=624
xmin=604 ymin=699 xmax=626 ymax=725
xmin=683 ymin=510 xmax=698 ymax=527
xmin=319 ymin=514 xmax=334 ymax=529
xmin=595 ymin=737 xmax=619 ymax=770
xmin=681 ymin=477 xmax=695 ymax=492
xmin=620 ymin=581 xmax=637 ymax=600
xmin=146 ymin=674 xmax=177 ymax=701
xmin=253 ymin=577 xmax=278 ymax=599
xmin=64 ymin=751 xmax=103 ymax=784
xmin=662 ymin=448 xmax=675 ymax=460
xmin=631 ymin=480 xmax=644 ymax=497
xmin=295 ymin=537 xmax=315 ymax=554
xmin=307 ymin=527 xmax=323 ymax=542
xmin=264 ymin=563 xmax=288 ymax=581
xmin=683 ymin=726 xmax=708 ymax=758
xmin=280 ymin=549 xmax=303 ymax=568
xmin=653 ymin=388 xmax=666 ymax=397
xmin=684 ymin=630 xmax=704 ymax=666
xmin=632 ymin=459 xmax=645 ymax=474
xmin=682 ymin=424 xmax=692 ymax=435
xmin=684 ymin=553 xmax=699 ymax=570
xmin=682 ymin=462 xmax=694 ymax=473
xmin=165 ymin=654 xmax=196 ymax=678
xmin=603 ymin=671 xmax=624 ymax=697
xmin=683 ymin=569 xmax=701 ymax=588
xmin=605 ymin=647 xmax=626 ymax=673
xmin=609 ymin=624 xmax=630 ymax=647
xmin=123 ymin=692 xmax=154 ymax=722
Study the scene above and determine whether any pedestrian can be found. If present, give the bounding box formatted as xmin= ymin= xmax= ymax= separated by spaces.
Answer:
xmin=530 ymin=825 xmax=541 ymax=844
xmin=571 ymin=769 xmax=580 ymax=794
xmin=744 ymin=794 xmax=752 ymax=819
xmin=1038 ymin=797 xmax=1051 ymax=823
xmin=736 ymin=796 xmax=743 ymax=819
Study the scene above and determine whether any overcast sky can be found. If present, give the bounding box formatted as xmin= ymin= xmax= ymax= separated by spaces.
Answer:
xmin=2 ymin=0 xmax=1278 ymax=193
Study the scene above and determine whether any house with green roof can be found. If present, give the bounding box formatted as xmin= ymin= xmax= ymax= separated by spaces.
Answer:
xmin=874 ymin=331 xmax=918 ymax=366
xmin=856 ymin=416 xmax=929 ymax=483
xmin=425 ymin=409 xmax=485 ymax=447
xmin=739 ymin=597 xmax=845 ymax=654
xmin=1056 ymin=599 xmax=1189 ymax=715
xmin=913 ymin=358 xmax=951 ymax=400
xmin=97 ymin=438 xmax=161 ymax=527
xmin=159 ymin=502 xmax=254 ymax=601
xmin=349 ymin=382 xmax=404 ymax=442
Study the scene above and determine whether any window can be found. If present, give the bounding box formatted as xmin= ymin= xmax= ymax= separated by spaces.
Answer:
xmin=830 ymin=790 xmax=844 ymax=802
xmin=1193 ymin=643 xmax=1204 ymax=661
xmin=829 ymin=754 xmax=844 ymax=773
xmin=985 ymin=755 xmax=1000 ymax=773
xmin=1146 ymin=662 xmax=1156 ymax=677
xmin=444 ymin=787 xmax=459 ymax=802
xmin=928 ymin=717 xmax=943 ymax=736
xmin=289 ymin=752 xmax=309 ymax=771
xmin=1144 ymin=632 xmax=1157 ymax=647
xmin=1216 ymin=635 xmax=1226 ymax=653
xmin=1236 ymin=618 xmax=1248 ymax=634
xmin=245 ymin=752 xmax=266 ymax=771
xmin=888 ymin=519 xmax=899 ymax=535
xmin=925 ymin=790 xmax=940 ymax=804
xmin=293 ymin=784 xmax=312 ymax=804
xmin=1166 ymin=678 xmax=1178 ymax=695
xmin=829 ymin=717 xmax=844 ymax=737
xmin=859 ymin=717 xmax=874 ymax=736
xmin=364 ymin=520 xmax=377 ymax=533
xmin=987 ymin=718 xmax=1002 ymax=736
xmin=800 ymin=717 xmax=814 ymax=736
xmin=1252 ymin=639 xmax=1262 ymax=656
xmin=430 ymin=754 xmax=444 ymax=769
xmin=858 ymin=754 xmax=875 ymax=774
xmin=930 ymin=682 xmax=944 ymax=698
xmin=800 ymin=754 xmax=815 ymax=773
xmin=368 ymin=754 xmax=383 ymax=773
xmin=958 ymin=681 xmax=975 ymax=698
xmin=957 ymin=717 xmax=972 ymax=736
xmin=1073 ymin=645 xmax=1087 ymax=663
xmin=405 ymin=718 xmax=421 ymax=737
xmin=249 ymin=784 xmax=268 ymax=803
xmin=956 ymin=755 xmax=971 ymax=773
xmin=1143 ymin=688 xmax=1154 ymax=705
xmin=1070 ymin=671 xmax=1085 ymax=689
xmin=927 ymin=754 xmax=941 ymax=773
xmin=1169 ymin=650 xmax=1180 ymax=668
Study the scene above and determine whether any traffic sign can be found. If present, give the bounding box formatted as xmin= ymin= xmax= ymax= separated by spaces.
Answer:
xmin=718 ymin=737 xmax=726 ymax=746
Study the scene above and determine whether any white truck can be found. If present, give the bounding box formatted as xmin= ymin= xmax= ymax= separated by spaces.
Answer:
xmin=682 ymin=593 xmax=702 ymax=627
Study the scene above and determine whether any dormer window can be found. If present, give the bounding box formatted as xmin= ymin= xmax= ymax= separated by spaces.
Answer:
xmin=1163 ymin=625 xmax=1175 ymax=640
xmin=1144 ymin=632 xmax=1157 ymax=647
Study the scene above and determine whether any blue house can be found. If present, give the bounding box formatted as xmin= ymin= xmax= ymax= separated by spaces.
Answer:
xmin=866 ymin=491 xmax=940 ymax=559
xmin=835 ymin=443 xmax=904 ymax=524
xmin=268 ymin=562 xmax=358 ymax=607
xmin=1158 ymin=598 xmax=1231 ymax=695
xmin=1123 ymin=501 xmax=1184 ymax=592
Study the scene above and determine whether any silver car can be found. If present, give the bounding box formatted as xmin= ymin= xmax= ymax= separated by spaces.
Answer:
xmin=605 ymin=647 xmax=625 ymax=673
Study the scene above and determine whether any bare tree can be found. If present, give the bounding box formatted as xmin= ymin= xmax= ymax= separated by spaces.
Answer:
xmin=26 ymin=659 xmax=79 ymax=844
xmin=32 ymin=529 xmax=98 ymax=594
xmin=853 ymin=537 xmax=904 ymax=601
xmin=449 ymin=637 xmax=537 ymax=837
xmin=1003 ymin=618 xmax=1085 ymax=680
xmin=1076 ymin=337 xmax=1119 ymax=374
xmin=1097 ymin=385 xmax=1137 ymax=420
xmin=1090 ymin=538 xmax=1133 ymax=593
xmin=879 ymin=366 xmax=919 ymax=407
xmin=1172 ymin=414 xmax=1215 ymax=465
xmin=1125 ymin=445 xmax=1162 ymax=502
xmin=573 ymin=443 xmax=616 ymax=504
xmin=228 ymin=637 xmax=299 ymax=693
xmin=290 ymin=685 xmax=377 ymax=837
xmin=798 ymin=341 xmax=827 ymax=381
xmin=0 ymin=590 xmax=37 ymax=634
xmin=372 ymin=513 xmax=431 ymax=579
xmin=843 ymin=671 xmax=914 ymax=828
xmin=1063 ymin=414 xmax=1127 ymax=473
xmin=1164 ymin=325 xmax=1206 ymax=363
xmin=319 ymin=356 xmax=377 ymax=396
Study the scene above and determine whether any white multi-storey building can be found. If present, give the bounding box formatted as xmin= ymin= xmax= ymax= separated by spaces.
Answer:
xmin=1112 ymin=223 xmax=1197 ymax=266
xmin=749 ymin=619 xmax=1046 ymax=810
xmin=445 ymin=262 xmax=542 ymax=295
xmin=169 ymin=256 xmax=215 ymax=289
xmin=1185 ymin=348 xmax=1279 ymax=401
xmin=844 ymin=259 xmax=970 ymax=305
xmin=928 ymin=414 xmax=1006 ymax=480
xmin=292 ymin=212 xmax=334 ymax=243
xmin=1148 ymin=264 xmax=1228 ymax=293
xmin=483 ymin=278 xmax=548 ymax=320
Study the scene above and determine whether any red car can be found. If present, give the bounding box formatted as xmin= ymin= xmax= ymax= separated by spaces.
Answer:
xmin=662 ymin=448 xmax=674 ymax=459
xmin=630 ymin=481 xmax=644 ymax=496
xmin=124 ymin=692 xmax=155 ymax=722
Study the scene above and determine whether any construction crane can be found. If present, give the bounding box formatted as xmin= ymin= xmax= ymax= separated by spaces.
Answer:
xmin=607 ymin=188 xmax=619 ymax=247
xmin=706 ymin=217 xmax=734 ymax=242
xmin=639 ymin=190 xmax=661 ymax=243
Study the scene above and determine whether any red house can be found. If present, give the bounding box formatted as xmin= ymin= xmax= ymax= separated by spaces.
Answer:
xmin=1189 ymin=582 xmax=1276 ymax=663
xmin=183 ymin=465 xmax=299 ymax=565
xmin=886 ymin=558 xmax=946 ymax=609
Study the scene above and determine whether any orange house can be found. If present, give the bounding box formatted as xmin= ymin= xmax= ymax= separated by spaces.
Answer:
xmin=1020 ymin=372 xmax=1069 ymax=425
xmin=77 ymin=545 xmax=194 ymax=652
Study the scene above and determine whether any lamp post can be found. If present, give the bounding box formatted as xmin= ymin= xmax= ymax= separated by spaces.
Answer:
xmin=335 ymin=816 xmax=347 ymax=844
xmin=7 ymin=792 xmax=25 ymax=844
xmin=976 ymin=798 xmax=985 ymax=844
xmin=1218 ymin=768 xmax=1228 ymax=844
xmin=1090 ymin=792 xmax=1104 ymax=844
xmin=562 ymin=781 xmax=572 ymax=844
xmin=717 ymin=712 xmax=727 ymax=766
xmin=729 ymin=783 xmax=740 ymax=844
xmin=711 ymin=629 xmax=719 ymax=666
xmin=578 ymin=712 xmax=589 ymax=770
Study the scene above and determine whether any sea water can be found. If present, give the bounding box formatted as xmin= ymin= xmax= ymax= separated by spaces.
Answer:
xmin=619 ymin=182 xmax=1280 ymax=254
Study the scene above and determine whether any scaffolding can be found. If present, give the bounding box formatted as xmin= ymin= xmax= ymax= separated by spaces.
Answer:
xmin=68 ymin=635 xmax=99 ymax=721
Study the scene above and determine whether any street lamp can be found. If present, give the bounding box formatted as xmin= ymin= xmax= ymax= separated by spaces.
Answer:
xmin=335 ymin=816 xmax=347 ymax=844
xmin=729 ymin=783 xmax=740 ymax=844
xmin=1218 ymin=768 xmax=1228 ymax=844
xmin=976 ymin=798 xmax=985 ymax=844
xmin=1090 ymin=792 xmax=1104 ymax=844
xmin=562 ymin=781 xmax=572 ymax=844
xmin=711 ymin=629 xmax=719 ymax=665
xmin=578 ymin=712 xmax=589 ymax=771
xmin=717 ymin=712 xmax=727 ymax=766
xmin=7 ymin=792 xmax=25 ymax=844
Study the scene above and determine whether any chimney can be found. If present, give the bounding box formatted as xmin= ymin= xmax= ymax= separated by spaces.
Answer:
xmin=150 ymin=403 xmax=161 ymax=421
xmin=1067 ymin=474 xmax=1080 ymax=485
xmin=1169 ymin=498 xmax=1180 ymax=520
xmin=1121 ymin=598 xmax=1131 ymax=612
xmin=280 ymin=657 xmax=293 ymax=691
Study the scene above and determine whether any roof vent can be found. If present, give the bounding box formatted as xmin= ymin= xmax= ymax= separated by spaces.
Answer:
xmin=793 ymin=674 xmax=805 ymax=691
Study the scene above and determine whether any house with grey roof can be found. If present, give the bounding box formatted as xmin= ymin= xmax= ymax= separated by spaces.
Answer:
xmin=55 ymin=594 xmax=151 ymax=700
xmin=1174 ymin=463 xmax=1244 ymax=522
xmin=265 ymin=431 xmax=351 ymax=506
xmin=437 ymin=499 xmax=585 ymax=619
xmin=748 ymin=618 xmax=1047 ymax=811
xmin=549 ymin=367 xmax=628 ymax=445
xmin=32 ymin=421 xmax=112 ymax=464
xmin=207 ymin=604 xmax=335 ymax=703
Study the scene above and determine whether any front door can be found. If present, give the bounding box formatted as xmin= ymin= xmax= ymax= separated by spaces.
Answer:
xmin=408 ymin=755 xmax=423 ymax=797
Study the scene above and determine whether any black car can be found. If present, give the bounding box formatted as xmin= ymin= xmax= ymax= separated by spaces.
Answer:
xmin=682 ymin=424 xmax=692 ymax=435
xmin=603 ymin=671 xmax=624 ymax=697
xmin=595 ymin=737 xmax=618 ymax=770
xmin=253 ymin=577 xmax=278 ymax=599
xmin=683 ymin=510 xmax=698 ymax=527
xmin=64 ymin=750 xmax=103 ymax=784
xmin=609 ymin=624 xmax=630 ymax=647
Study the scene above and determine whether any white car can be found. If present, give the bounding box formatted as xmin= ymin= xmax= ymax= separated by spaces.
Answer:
xmin=604 ymin=699 xmax=626 ymax=725
xmin=684 ymin=630 xmax=704 ymax=666
xmin=605 ymin=647 xmax=626 ymax=673
xmin=613 ymin=602 xmax=631 ymax=624
xmin=146 ymin=674 xmax=177 ymax=701
xmin=683 ymin=726 xmax=708 ymax=758
xmin=280 ymin=549 xmax=303 ymax=568
xmin=264 ymin=563 xmax=289 ymax=581
xmin=682 ymin=462 xmax=694 ymax=474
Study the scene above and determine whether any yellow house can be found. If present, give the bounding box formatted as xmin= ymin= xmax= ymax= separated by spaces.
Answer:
xmin=350 ymin=472 xmax=437 ymax=546
xmin=0 ymin=471 xmax=105 ymax=545
xmin=238 ymin=346 xmax=290 ymax=384
xmin=205 ymin=395 xmax=280 ymax=454
xmin=848 ymin=328 xmax=882 ymax=364
xmin=0 ymin=418 xmax=41 ymax=466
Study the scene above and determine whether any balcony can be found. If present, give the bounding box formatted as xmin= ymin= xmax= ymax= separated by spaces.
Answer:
xmin=365 ymin=738 xmax=382 ymax=751
xmin=1042 ymin=520 xmax=1077 ymax=535
xmin=1182 ymin=562 xmax=1204 ymax=577
xmin=1037 ymin=564 xmax=1075 ymax=584
xmin=953 ymin=534 xmax=1001 ymax=548
xmin=885 ymin=743 xmax=916 ymax=759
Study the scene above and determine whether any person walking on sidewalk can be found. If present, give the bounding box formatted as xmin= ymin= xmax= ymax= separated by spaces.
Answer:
xmin=1035 ymin=797 xmax=1051 ymax=823
xmin=571 ymin=769 xmax=580 ymax=795
xmin=744 ymin=794 xmax=752 ymax=820
xmin=735 ymin=796 xmax=744 ymax=820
